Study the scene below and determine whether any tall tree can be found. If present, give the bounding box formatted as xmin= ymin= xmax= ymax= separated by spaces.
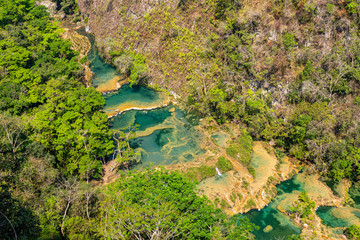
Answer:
xmin=99 ymin=169 xmax=256 ymax=240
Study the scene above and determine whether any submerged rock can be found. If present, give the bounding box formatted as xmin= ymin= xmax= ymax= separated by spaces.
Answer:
xmin=263 ymin=225 xmax=273 ymax=233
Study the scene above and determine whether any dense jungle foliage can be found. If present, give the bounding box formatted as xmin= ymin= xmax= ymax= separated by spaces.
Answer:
xmin=3 ymin=0 xmax=360 ymax=238
xmin=79 ymin=0 xmax=360 ymax=183
xmin=0 ymin=0 xmax=257 ymax=239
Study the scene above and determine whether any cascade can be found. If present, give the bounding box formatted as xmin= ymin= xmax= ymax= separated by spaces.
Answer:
xmin=85 ymin=29 xmax=205 ymax=169
xmin=215 ymin=167 xmax=222 ymax=177
xmin=82 ymin=25 xmax=360 ymax=239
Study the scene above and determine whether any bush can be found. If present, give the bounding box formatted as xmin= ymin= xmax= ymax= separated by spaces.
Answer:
xmin=184 ymin=165 xmax=216 ymax=182
xmin=288 ymin=191 xmax=315 ymax=219
xmin=216 ymin=156 xmax=233 ymax=172
xmin=220 ymin=198 xmax=231 ymax=209
xmin=346 ymin=225 xmax=360 ymax=239
xmin=283 ymin=32 xmax=296 ymax=50
xmin=100 ymin=169 xmax=256 ymax=239
xmin=245 ymin=199 xmax=256 ymax=209
xmin=354 ymin=96 xmax=360 ymax=105
xmin=230 ymin=193 xmax=237 ymax=203
xmin=226 ymin=129 xmax=253 ymax=166
xmin=237 ymin=193 xmax=243 ymax=201
xmin=347 ymin=2 xmax=358 ymax=14
xmin=226 ymin=130 xmax=255 ymax=177
xmin=247 ymin=165 xmax=256 ymax=177
xmin=113 ymin=51 xmax=149 ymax=86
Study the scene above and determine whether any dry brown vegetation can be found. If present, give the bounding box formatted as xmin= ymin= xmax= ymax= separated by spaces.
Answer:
xmin=78 ymin=0 xmax=360 ymax=187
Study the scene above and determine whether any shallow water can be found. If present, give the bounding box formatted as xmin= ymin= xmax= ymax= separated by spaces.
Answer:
xmin=197 ymin=173 xmax=232 ymax=200
xmin=87 ymin=38 xmax=120 ymax=88
xmin=103 ymin=84 xmax=169 ymax=117
xmin=310 ymin=181 xmax=360 ymax=239
xmin=110 ymin=106 xmax=172 ymax=131
xmin=86 ymin=32 xmax=360 ymax=237
xmin=316 ymin=183 xmax=360 ymax=231
xmin=88 ymin=40 xmax=204 ymax=169
xmin=242 ymin=170 xmax=344 ymax=239
xmin=317 ymin=206 xmax=348 ymax=228
xmin=243 ymin=177 xmax=303 ymax=239
xmin=317 ymin=205 xmax=360 ymax=230
xmin=250 ymin=142 xmax=279 ymax=190
xmin=115 ymin=104 xmax=205 ymax=169
xmin=211 ymin=131 xmax=230 ymax=148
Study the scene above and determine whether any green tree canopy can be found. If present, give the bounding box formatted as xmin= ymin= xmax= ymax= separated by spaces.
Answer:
xmin=99 ymin=169 xmax=257 ymax=240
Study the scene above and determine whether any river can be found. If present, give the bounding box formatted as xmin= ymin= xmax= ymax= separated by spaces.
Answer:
xmin=85 ymin=30 xmax=360 ymax=239
xmin=86 ymin=31 xmax=205 ymax=169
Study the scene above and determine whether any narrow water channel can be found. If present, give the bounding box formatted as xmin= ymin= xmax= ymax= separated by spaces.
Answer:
xmin=85 ymin=30 xmax=360 ymax=239
xmin=86 ymin=33 xmax=205 ymax=169
xmin=243 ymin=177 xmax=303 ymax=239
xmin=315 ymin=183 xmax=360 ymax=236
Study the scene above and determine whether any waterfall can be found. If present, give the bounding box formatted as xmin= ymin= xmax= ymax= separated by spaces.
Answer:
xmin=215 ymin=167 xmax=222 ymax=176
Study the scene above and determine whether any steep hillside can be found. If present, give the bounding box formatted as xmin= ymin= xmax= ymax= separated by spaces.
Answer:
xmin=77 ymin=0 xmax=217 ymax=93
xmin=77 ymin=0 xmax=360 ymax=181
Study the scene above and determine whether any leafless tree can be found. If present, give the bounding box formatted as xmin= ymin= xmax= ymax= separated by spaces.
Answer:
xmin=0 ymin=211 xmax=17 ymax=240
xmin=0 ymin=114 xmax=29 ymax=160
xmin=83 ymin=182 xmax=96 ymax=220
xmin=58 ymin=178 xmax=82 ymax=236
xmin=101 ymin=193 xmax=187 ymax=240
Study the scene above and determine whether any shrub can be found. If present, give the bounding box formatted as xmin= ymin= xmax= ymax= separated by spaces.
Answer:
xmin=184 ymin=165 xmax=216 ymax=182
xmin=220 ymin=198 xmax=231 ymax=209
xmin=248 ymin=165 xmax=256 ymax=177
xmin=245 ymin=199 xmax=256 ymax=209
xmin=113 ymin=52 xmax=149 ymax=86
xmin=288 ymin=191 xmax=315 ymax=219
xmin=347 ymin=2 xmax=358 ymax=14
xmin=346 ymin=225 xmax=360 ymax=239
xmin=237 ymin=193 xmax=243 ymax=201
xmin=283 ymin=32 xmax=296 ymax=50
xmin=216 ymin=156 xmax=233 ymax=172
xmin=354 ymin=96 xmax=360 ymax=105
xmin=226 ymin=129 xmax=253 ymax=166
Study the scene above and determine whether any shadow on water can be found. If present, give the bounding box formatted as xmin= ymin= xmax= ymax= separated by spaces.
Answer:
xmin=277 ymin=177 xmax=303 ymax=195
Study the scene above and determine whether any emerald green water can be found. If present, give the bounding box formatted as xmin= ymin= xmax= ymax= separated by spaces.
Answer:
xmin=316 ymin=183 xmax=360 ymax=233
xmin=243 ymin=177 xmax=303 ymax=239
xmin=112 ymin=104 xmax=204 ymax=169
xmin=87 ymin=35 xmax=360 ymax=238
xmin=86 ymin=35 xmax=120 ymax=88
xmin=103 ymin=84 xmax=166 ymax=116
xmin=88 ymin=39 xmax=204 ymax=169
xmin=110 ymin=105 xmax=172 ymax=131
xmin=211 ymin=132 xmax=230 ymax=148
xmin=316 ymin=206 xmax=349 ymax=228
